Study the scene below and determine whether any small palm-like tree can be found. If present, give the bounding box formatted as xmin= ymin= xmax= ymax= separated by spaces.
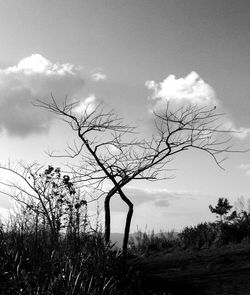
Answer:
xmin=209 ymin=198 xmax=233 ymax=223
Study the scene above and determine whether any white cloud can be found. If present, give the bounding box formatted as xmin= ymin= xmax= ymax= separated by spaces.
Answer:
xmin=146 ymin=71 xmax=217 ymax=106
xmin=239 ymin=163 xmax=250 ymax=176
xmin=235 ymin=128 xmax=250 ymax=139
xmin=73 ymin=94 xmax=97 ymax=115
xmin=146 ymin=71 xmax=250 ymax=140
xmin=222 ymin=120 xmax=250 ymax=140
xmin=6 ymin=54 xmax=76 ymax=75
xmin=239 ymin=163 xmax=250 ymax=170
xmin=0 ymin=54 xmax=84 ymax=136
xmin=91 ymin=71 xmax=107 ymax=81
xmin=106 ymin=144 xmax=121 ymax=155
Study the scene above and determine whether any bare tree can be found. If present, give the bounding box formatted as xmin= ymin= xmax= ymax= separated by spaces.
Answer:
xmin=36 ymin=98 xmax=239 ymax=251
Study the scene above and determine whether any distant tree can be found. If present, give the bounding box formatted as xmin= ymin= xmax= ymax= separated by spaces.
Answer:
xmin=36 ymin=98 xmax=238 ymax=251
xmin=209 ymin=198 xmax=233 ymax=223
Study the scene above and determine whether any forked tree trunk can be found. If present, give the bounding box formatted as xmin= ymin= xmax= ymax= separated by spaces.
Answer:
xmin=104 ymin=189 xmax=134 ymax=252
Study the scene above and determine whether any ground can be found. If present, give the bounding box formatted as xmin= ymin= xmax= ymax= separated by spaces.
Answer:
xmin=134 ymin=244 xmax=250 ymax=295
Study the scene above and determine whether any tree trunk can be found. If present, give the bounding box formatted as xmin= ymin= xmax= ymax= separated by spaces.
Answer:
xmin=118 ymin=189 xmax=134 ymax=252
xmin=123 ymin=203 xmax=133 ymax=252
xmin=104 ymin=193 xmax=113 ymax=245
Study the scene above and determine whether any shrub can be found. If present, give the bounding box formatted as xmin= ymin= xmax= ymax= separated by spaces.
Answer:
xmin=179 ymin=222 xmax=217 ymax=249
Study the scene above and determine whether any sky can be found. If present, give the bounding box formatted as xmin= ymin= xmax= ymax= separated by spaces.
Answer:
xmin=0 ymin=0 xmax=250 ymax=233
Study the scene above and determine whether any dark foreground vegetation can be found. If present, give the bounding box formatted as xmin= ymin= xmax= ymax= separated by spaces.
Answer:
xmin=0 ymin=223 xmax=140 ymax=295
xmin=2 ymin=198 xmax=250 ymax=294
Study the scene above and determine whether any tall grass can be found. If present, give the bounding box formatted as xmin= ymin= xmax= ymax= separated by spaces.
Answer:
xmin=0 ymin=214 xmax=140 ymax=294
xmin=129 ymin=230 xmax=180 ymax=255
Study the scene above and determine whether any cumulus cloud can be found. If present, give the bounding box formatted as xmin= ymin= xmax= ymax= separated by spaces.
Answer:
xmin=0 ymin=54 xmax=84 ymax=136
xmin=146 ymin=71 xmax=250 ymax=140
xmin=6 ymin=54 xmax=77 ymax=75
xmin=91 ymin=71 xmax=107 ymax=81
xmin=73 ymin=94 xmax=97 ymax=115
xmin=146 ymin=71 xmax=217 ymax=106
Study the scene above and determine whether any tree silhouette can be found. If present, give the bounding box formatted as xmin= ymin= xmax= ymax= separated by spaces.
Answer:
xmin=36 ymin=97 xmax=238 ymax=251
xmin=209 ymin=197 xmax=233 ymax=223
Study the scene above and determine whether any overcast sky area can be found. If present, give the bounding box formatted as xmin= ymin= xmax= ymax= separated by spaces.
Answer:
xmin=0 ymin=0 xmax=250 ymax=232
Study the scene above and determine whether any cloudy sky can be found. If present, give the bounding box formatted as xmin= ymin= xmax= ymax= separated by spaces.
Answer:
xmin=0 ymin=0 xmax=250 ymax=232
